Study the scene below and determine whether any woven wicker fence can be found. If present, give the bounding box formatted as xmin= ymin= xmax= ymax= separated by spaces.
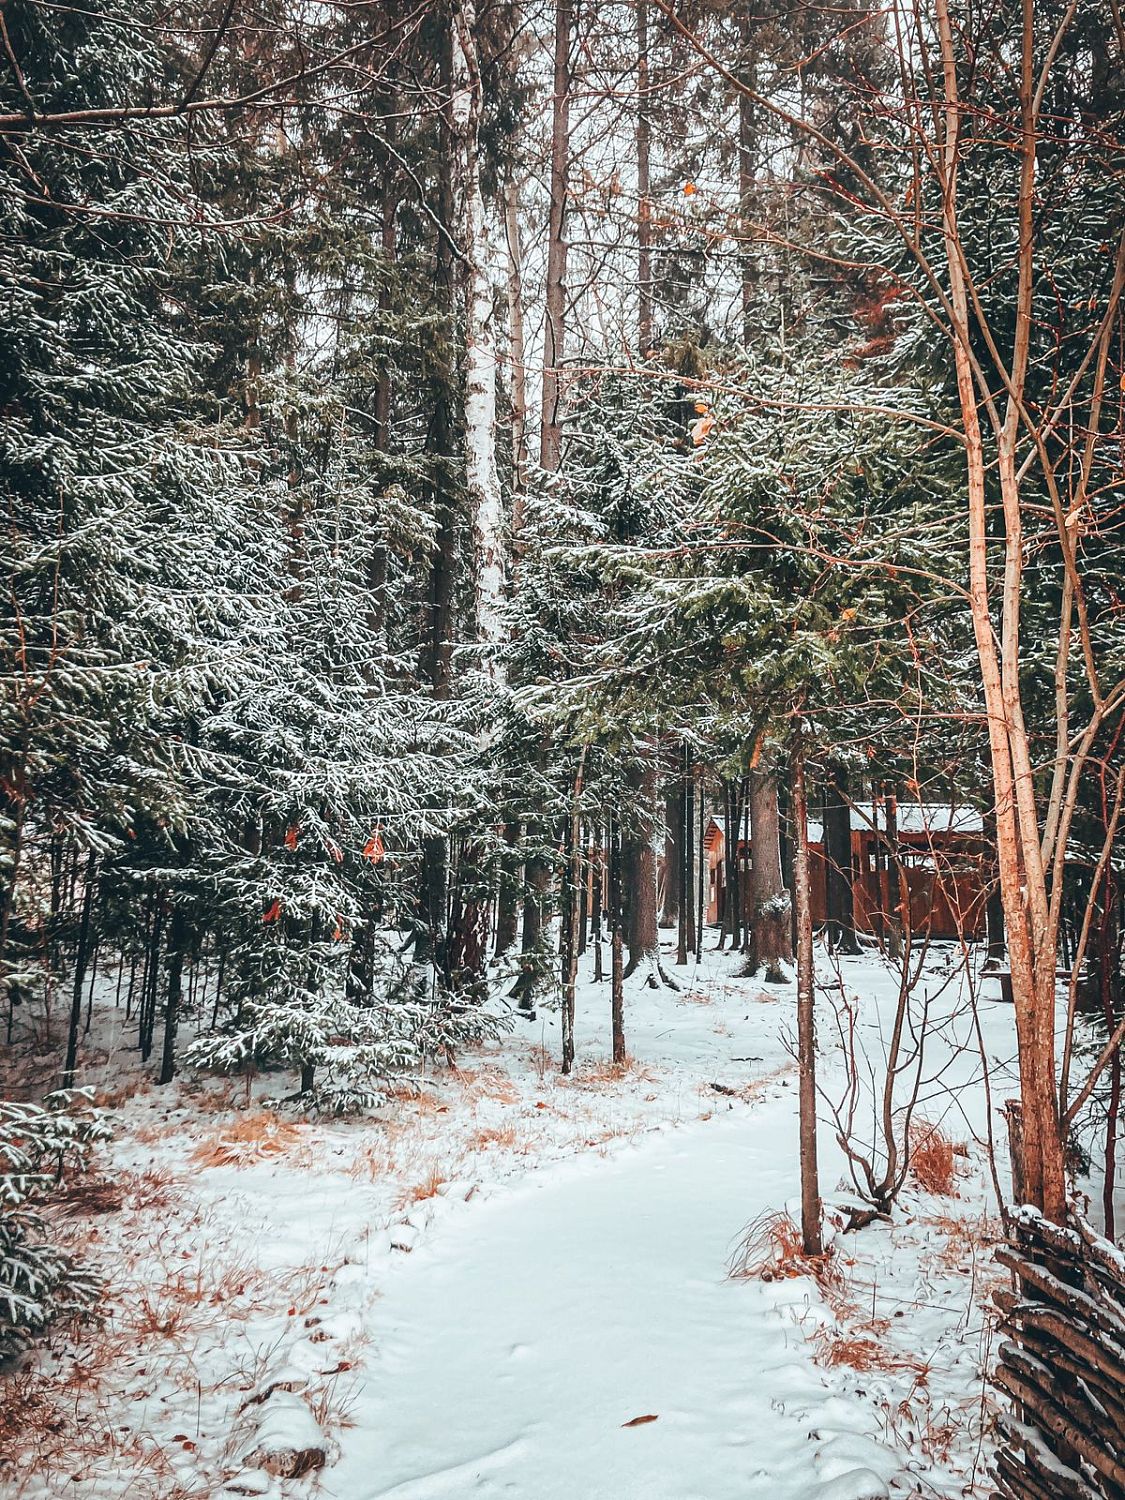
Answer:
xmin=992 ymin=1207 xmax=1125 ymax=1499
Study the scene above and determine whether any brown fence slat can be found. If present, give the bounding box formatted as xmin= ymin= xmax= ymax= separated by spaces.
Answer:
xmin=992 ymin=1210 xmax=1125 ymax=1500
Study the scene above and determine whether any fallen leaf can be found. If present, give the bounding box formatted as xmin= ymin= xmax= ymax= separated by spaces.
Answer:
xmin=622 ymin=1414 xmax=659 ymax=1428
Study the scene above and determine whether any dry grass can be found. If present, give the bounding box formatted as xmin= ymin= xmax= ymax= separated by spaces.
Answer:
xmin=728 ymin=1209 xmax=843 ymax=1294
xmin=93 ymin=1078 xmax=150 ymax=1109
xmin=574 ymin=1056 xmax=655 ymax=1089
xmin=676 ymin=988 xmax=714 ymax=1006
xmin=465 ymin=1123 xmax=522 ymax=1152
xmin=395 ymin=1162 xmax=447 ymax=1209
xmin=812 ymin=1326 xmax=925 ymax=1375
xmin=385 ymin=1084 xmax=450 ymax=1116
xmin=526 ymin=1043 xmax=553 ymax=1084
xmin=347 ymin=1142 xmax=393 ymax=1181
xmin=909 ymin=1120 xmax=965 ymax=1196
xmin=191 ymin=1110 xmax=303 ymax=1168
xmin=456 ymin=1066 xmax=520 ymax=1105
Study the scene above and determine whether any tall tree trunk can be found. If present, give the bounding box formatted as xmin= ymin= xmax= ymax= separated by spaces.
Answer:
xmin=540 ymin=0 xmax=571 ymax=471
xmin=636 ymin=0 xmax=653 ymax=351
xmin=791 ymin=731 xmax=822 ymax=1256
xmin=158 ymin=907 xmax=188 ymax=1086
xmin=623 ymin=758 xmax=666 ymax=986
xmin=677 ymin=741 xmax=695 ymax=965
xmin=591 ymin=828 xmax=605 ymax=982
xmin=884 ymin=784 xmax=903 ymax=961
xmin=415 ymin=14 xmax=459 ymax=979
xmin=748 ymin=756 xmax=792 ymax=983
xmin=935 ymin=0 xmax=1067 ymax=1220
xmin=982 ymin=807 xmax=1006 ymax=966
xmin=62 ymin=853 xmax=97 ymax=1089
xmin=494 ymin=819 xmax=522 ymax=957
xmin=1 ymin=777 xmax=25 ymax=1045
xmin=824 ymin=760 xmax=859 ymax=955
xmin=561 ymin=750 xmax=586 ymax=1074
xmin=609 ymin=814 xmax=625 ymax=1062
xmin=504 ymin=177 xmax=530 ymax=515
xmin=512 ymin=831 xmax=550 ymax=1015
xmin=684 ymin=749 xmax=696 ymax=957
xmin=452 ymin=0 xmax=505 ymax=667
xmin=661 ymin=750 xmax=681 ymax=928
xmin=737 ymin=9 xmax=757 ymax=343
xmin=1100 ymin=874 xmax=1120 ymax=1238
xmin=720 ymin=777 xmax=742 ymax=951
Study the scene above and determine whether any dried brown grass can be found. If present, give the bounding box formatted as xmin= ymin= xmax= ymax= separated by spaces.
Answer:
xmin=465 ymin=1123 xmax=522 ymax=1152
xmin=909 ymin=1121 xmax=965 ymax=1196
xmin=93 ymin=1078 xmax=150 ymax=1109
xmin=728 ymin=1209 xmax=843 ymax=1294
xmin=457 ymin=1066 xmax=520 ymax=1105
xmin=812 ymin=1326 xmax=926 ymax=1375
xmin=191 ymin=1110 xmax=303 ymax=1168
xmin=526 ymin=1044 xmax=553 ymax=1084
xmin=395 ymin=1162 xmax=447 ymax=1208
xmin=574 ymin=1057 xmax=655 ymax=1088
xmin=347 ymin=1142 xmax=393 ymax=1181
xmin=676 ymin=988 xmax=714 ymax=1006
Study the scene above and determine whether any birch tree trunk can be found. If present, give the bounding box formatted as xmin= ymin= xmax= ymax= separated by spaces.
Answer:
xmin=636 ymin=0 xmax=654 ymax=352
xmin=540 ymin=0 xmax=571 ymax=471
xmin=451 ymin=0 xmax=505 ymax=668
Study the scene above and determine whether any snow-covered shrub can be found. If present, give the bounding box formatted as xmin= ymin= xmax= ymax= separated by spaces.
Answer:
xmin=187 ymin=985 xmax=511 ymax=1115
xmin=0 ymin=1091 xmax=109 ymax=1361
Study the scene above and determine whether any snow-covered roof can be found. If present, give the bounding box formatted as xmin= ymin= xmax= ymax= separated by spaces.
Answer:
xmin=809 ymin=802 xmax=983 ymax=845
xmin=706 ymin=803 xmax=983 ymax=848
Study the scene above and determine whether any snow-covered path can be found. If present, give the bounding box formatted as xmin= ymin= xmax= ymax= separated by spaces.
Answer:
xmin=328 ymin=1097 xmax=894 ymax=1500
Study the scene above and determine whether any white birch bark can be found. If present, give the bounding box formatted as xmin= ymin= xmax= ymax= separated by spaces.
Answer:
xmin=450 ymin=0 xmax=505 ymax=674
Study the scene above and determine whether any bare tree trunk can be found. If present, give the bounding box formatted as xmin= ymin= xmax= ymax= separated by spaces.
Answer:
xmin=824 ymin=761 xmax=859 ymax=955
xmin=540 ymin=0 xmax=571 ymax=471
xmin=504 ymin=177 xmax=529 ymax=512
xmin=591 ymin=828 xmax=605 ymax=982
xmin=609 ymin=814 xmax=625 ymax=1063
xmin=494 ymin=820 xmax=521 ymax=957
xmin=748 ymin=756 xmax=792 ymax=983
xmin=512 ymin=846 xmax=550 ymax=1016
xmin=636 ymin=0 xmax=653 ymax=351
xmin=623 ymin=758 xmax=670 ymax=987
xmin=935 ymin=0 xmax=1067 ymax=1219
xmin=451 ymin=0 xmax=504 ymax=665
xmin=416 ymin=17 xmax=459 ymax=979
xmin=983 ymin=807 xmax=1006 ymax=967
xmin=561 ymin=750 xmax=586 ymax=1074
xmin=736 ymin=9 xmax=757 ymax=344
xmin=884 ymin=785 xmax=903 ymax=961
xmin=158 ymin=907 xmax=187 ymax=1086
xmin=661 ymin=750 xmax=681 ymax=929
xmin=62 ymin=853 xmax=96 ymax=1089
xmin=677 ymin=741 xmax=695 ymax=964
xmin=791 ymin=731 xmax=822 ymax=1256
xmin=1100 ymin=875 xmax=1120 ymax=1238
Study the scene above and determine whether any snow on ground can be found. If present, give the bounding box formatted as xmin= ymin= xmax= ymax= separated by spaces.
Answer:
xmin=2 ymin=937 xmax=1021 ymax=1500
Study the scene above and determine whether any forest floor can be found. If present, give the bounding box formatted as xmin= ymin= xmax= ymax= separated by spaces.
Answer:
xmin=1 ymin=938 xmax=1020 ymax=1500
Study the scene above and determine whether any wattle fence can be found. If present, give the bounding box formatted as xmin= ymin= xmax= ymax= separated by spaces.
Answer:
xmin=992 ymin=1207 xmax=1125 ymax=1499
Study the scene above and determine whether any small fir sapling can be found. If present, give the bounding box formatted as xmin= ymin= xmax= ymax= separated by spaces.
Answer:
xmin=0 ymin=1090 xmax=108 ymax=1360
